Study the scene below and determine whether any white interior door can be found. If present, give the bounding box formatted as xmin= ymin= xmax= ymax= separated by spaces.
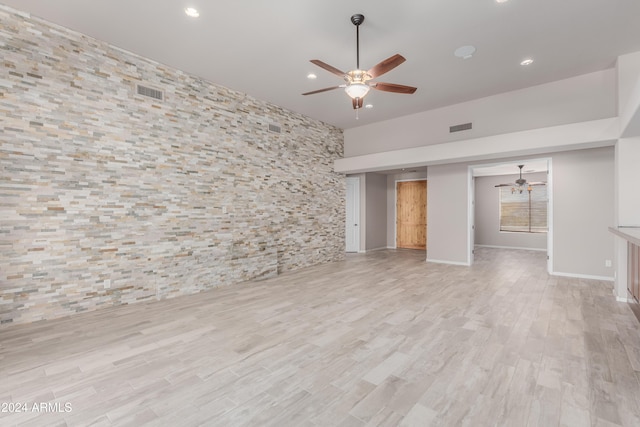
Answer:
xmin=469 ymin=175 xmax=475 ymax=264
xmin=346 ymin=177 xmax=360 ymax=253
xmin=546 ymin=160 xmax=553 ymax=274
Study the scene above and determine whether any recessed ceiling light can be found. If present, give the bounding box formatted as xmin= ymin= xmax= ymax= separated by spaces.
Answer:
xmin=185 ymin=7 xmax=200 ymax=18
xmin=496 ymin=0 xmax=509 ymax=3
xmin=307 ymin=73 xmax=317 ymax=79
xmin=454 ymin=45 xmax=476 ymax=60
xmin=365 ymin=104 xmax=373 ymax=109
xmin=520 ymin=58 xmax=534 ymax=66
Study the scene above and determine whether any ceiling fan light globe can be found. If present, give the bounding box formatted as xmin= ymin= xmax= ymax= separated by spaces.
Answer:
xmin=345 ymin=83 xmax=370 ymax=99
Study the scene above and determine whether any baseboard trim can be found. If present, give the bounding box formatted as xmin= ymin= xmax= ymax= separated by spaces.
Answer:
xmin=616 ymin=296 xmax=629 ymax=303
xmin=475 ymin=244 xmax=546 ymax=252
xmin=551 ymin=271 xmax=615 ymax=282
xmin=364 ymin=246 xmax=388 ymax=253
xmin=426 ymin=258 xmax=470 ymax=266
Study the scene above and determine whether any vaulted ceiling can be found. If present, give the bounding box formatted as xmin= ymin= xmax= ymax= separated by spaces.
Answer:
xmin=3 ymin=0 xmax=640 ymax=130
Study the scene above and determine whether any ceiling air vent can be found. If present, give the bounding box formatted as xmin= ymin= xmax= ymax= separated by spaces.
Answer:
xmin=449 ymin=122 xmax=472 ymax=133
xmin=136 ymin=84 xmax=164 ymax=101
xmin=268 ymin=123 xmax=281 ymax=133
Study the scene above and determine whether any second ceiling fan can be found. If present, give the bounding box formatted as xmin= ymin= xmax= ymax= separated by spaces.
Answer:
xmin=495 ymin=165 xmax=547 ymax=193
xmin=303 ymin=14 xmax=417 ymax=110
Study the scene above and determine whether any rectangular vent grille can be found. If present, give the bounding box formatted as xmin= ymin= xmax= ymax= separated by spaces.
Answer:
xmin=268 ymin=123 xmax=281 ymax=133
xmin=449 ymin=122 xmax=472 ymax=133
xmin=136 ymin=84 xmax=164 ymax=101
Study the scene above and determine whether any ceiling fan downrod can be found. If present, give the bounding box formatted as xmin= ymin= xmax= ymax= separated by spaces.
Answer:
xmin=351 ymin=14 xmax=365 ymax=70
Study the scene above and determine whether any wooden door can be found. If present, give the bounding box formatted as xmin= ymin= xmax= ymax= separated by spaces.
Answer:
xmin=396 ymin=180 xmax=427 ymax=250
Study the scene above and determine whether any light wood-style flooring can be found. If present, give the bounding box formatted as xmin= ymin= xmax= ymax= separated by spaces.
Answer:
xmin=1 ymin=248 xmax=640 ymax=426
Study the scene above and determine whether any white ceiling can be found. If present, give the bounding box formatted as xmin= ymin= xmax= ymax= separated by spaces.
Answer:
xmin=3 ymin=0 xmax=640 ymax=130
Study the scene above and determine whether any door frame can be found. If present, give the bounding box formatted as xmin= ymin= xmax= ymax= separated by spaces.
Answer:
xmin=346 ymin=176 xmax=361 ymax=253
xmin=467 ymin=157 xmax=553 ymax=273
xmin=468 ymin=172 xmax=475 ymax=265
xmin=394 ymin=179 xmax=427 ymax=251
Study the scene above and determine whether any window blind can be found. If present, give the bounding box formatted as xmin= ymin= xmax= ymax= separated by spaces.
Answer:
xmin=499 ymin=185 xmax=548 ymax=233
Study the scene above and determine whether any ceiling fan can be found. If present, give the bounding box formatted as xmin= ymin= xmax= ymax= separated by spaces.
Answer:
xmin=302 ymin=14 xmax=417 ymax=111
xmin=495 ymin=165 xmax=546 ymax=193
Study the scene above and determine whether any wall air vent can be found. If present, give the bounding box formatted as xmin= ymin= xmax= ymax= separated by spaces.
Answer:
xmin=449 ymin=122 xmax=472 ymax=133
xmin=136 ymin=84 xmax=164 ymax=101
xmin=268 ymin=123 xmax=281 ymax=133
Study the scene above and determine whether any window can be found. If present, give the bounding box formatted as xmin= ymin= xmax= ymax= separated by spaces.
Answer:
xmin=499 ymin=185 xmax=547 ymax=233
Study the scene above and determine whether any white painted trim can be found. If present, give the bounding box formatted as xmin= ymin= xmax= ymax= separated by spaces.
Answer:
xmin=613 ymin=236 xmax=629 ymax=300
xmin=546 ymin=158 xmax=553 ymax=275
xmin=551 ymin=271 xmax=615 ymax=282
xmin=613 ymin=289 xmax=630 ymax=302
xmin=475 ymin=244 xmax=547 ymax=252
xmin=358 ymin=250 xmax=366 ymax=254
xmin=393 ymin=181 xmax=397 ymax=249
xmin=426 ymin=258 xmax=470 ymax=266
xmin=334 ymin=118 xmax=618 ymax=174
xmin=467 ymin=168 xmax=474 ymax=266
xmin=468 ymin=157 xmax=552 ymax=269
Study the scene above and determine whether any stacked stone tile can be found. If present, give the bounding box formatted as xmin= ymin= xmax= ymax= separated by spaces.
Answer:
xmin=0 ymin=6 xmax=345 ymax=325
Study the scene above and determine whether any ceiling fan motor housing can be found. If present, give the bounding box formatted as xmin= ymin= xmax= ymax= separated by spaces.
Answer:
xmin=346 ymin=70 xmax=371 ymax=84
xmin=350 ymin=14 xmax=365 ymax=26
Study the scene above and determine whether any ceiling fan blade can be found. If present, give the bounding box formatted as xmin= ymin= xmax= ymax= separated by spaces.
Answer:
xmin=367 ymin=54 xmax=406 ymax=78
xmin=351 ymin=97 xmax=364 ymax=110
xmin=372 ymin=82 xmax=417 ymax=94
xmin=528 ymin=182 xmax=547 ymax=186
xmin=302 ymin=86 xmax=342 ymax=96
xmin=310 ymin=60 xmax=346 ymax=78
xmin=494 ymin=184 xmax=514 ymax=187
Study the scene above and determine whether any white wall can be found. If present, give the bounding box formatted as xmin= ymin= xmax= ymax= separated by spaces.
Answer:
xmin=552 ymin=147 xmax=615 ymax=279
xmin=337 ymin=53 xmax=638 ymax=282
xmin=420 ymin=148 xmax=614 ymax=278
xmin=612 ymin=52 xmax=640 ymax=299
xmin=426 ymin=164 xmax=469 ymax=265
xmin=616 ymin=137 xmax=640 ymax=226
xmin=475 ymin=173 xmax=548 ymax=250
xmin=385 ymin=171 xmax=429 ymax=248
xmin=618 ymin=52 xmax=640 ymax=137
xmin=345 ymin=69 xmax=616 ymax=157
xmin=335 ymin=118 xmax=617 ymax=174
xmin=365 ymin=173 xmax=388 ymax=250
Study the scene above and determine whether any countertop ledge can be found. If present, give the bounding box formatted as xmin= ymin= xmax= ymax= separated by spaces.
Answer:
xmin=609 ymin=226 xmax=640 ymax=246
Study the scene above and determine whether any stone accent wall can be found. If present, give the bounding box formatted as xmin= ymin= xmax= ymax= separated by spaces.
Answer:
xmin=0 ymin=6 xmax=345 ymax=325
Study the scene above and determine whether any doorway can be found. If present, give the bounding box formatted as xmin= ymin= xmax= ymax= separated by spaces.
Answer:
xmin=396 ymin=180 xmax=427 ymax=250
xmin=468 ymin=158 xmax=552 ymax=273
